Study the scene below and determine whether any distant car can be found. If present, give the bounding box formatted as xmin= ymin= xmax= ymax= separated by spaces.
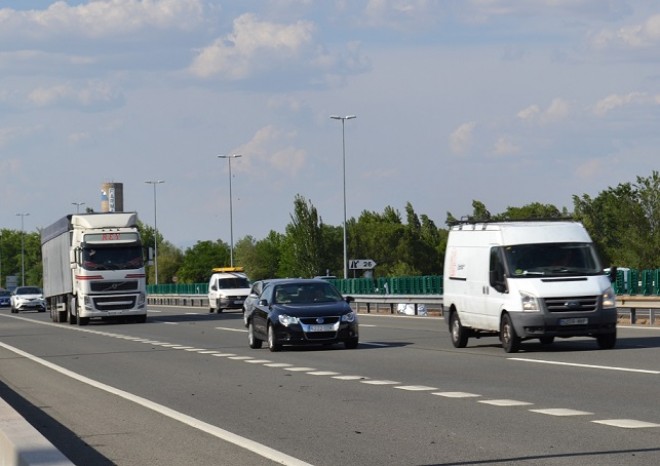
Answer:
xmin=10 ymin=286 xmax=46 ymax=313
xmin=0 ymin=289 xmax=11 ymax=308
xmin=247 ymin=278 xmax=359 ymax=351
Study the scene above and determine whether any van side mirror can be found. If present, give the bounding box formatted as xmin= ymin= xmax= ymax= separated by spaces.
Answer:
xmin=608 ymin=266 xmax=618 ymax=284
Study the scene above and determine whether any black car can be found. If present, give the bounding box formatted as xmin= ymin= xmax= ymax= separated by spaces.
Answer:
xmin=247 ymin=278 xmax=359 ymax=351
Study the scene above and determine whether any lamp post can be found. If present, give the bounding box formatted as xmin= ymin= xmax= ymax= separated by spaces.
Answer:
xmin=145 ymin=180 xmax=165 ymax=285
xmin=330 ymin=115 xmax=356 ymax=279
xmin=72 ymin=202 xmax=85 ymax=213
xmin=16 ymin=213 xmax=29 ymax=286
xmin=217 ymin=154 xmax=242 ymax=267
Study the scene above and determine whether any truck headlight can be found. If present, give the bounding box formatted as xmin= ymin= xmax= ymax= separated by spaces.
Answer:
xmin=602 ymin=287 xmax=616 ymax=309
xmin=520 ymin=291 xmax=540 ymax=312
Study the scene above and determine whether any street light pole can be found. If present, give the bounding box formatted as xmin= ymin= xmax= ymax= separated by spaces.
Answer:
xmin=145 ymin=180 xmax=165 ymax=285
xmin=16 ymin=213 xmax=29 ymax=286
xmin=217 ymin=154 xmax=242 ymax=267
xmin=330 ymin=115 xmax=356 ymax=279
xmin=72 ymin=202 xmax=85 ymax=213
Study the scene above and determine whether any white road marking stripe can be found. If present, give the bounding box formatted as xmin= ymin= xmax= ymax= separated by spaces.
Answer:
xmin=592 ymin=419 xmax=660 ymax=429
xmin=211 ymin=353 xmax=237 ymax=357
xmin=284 ymin=367 xmax=316 ymax=372
xmin=479 ymin=399 xmax=533 ymax=407
xmin=432 ymin=392 xmax=481 ymax=398
xmin=215 ymin=327 xmax=247 ymax=333
xmin=245 ymin=359 xmax=272 ymax=364
xmin=0 ymin=341 xmax=312 ymax=466
xmin=228 ymin=356 xmax=253 ymax=360
xmin=264 ymin=363 xmax=293 ymax=368
xmin=361 ymin=380 xmax=400 ymax=385
xmin=530 ymin=408 xmax=593 ymax=416
xmin=395 ymin=385 xmax=438 ymax=391
xmin=198 ymin=351 xmax=220 ymax=354
xmin=307 ymin=371 xmax=340 ymax=376
xmin=509 ymin=357 xmax=660 ymax=375
xmin=332 ymin=375 xmax=366 ymax=380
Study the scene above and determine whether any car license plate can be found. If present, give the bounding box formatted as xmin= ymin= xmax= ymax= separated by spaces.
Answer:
xmin=234 ymin=300 xmax=244 ymax=305
xmin=559 ymin=317 xmax=588 ymax=326
xmin=308 ymin=324 xmax=334 ymax=332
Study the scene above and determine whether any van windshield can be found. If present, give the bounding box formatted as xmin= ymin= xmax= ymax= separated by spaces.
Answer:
xmin=218 ymin=277 xmax=250 ymax=289
xmin=503 ymin=242 xmax=603 ymax=278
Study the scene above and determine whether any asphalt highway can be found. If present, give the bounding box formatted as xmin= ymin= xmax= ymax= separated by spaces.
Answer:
xmin=1 ymin=306 xmax=659 ymax=465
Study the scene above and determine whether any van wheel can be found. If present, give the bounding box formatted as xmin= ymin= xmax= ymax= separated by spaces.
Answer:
xmin=500 ymin=313 xmax=520 ymax=353
xmin=449 ymin=312 xmax=468 ymax=348
xmin=596 ymin=331 xmax=616 ymax=349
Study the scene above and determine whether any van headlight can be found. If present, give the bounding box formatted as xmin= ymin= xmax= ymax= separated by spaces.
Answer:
xmin=602 ymin=287 xmax=616 ymax=309
xmin=520 ymin=291 xmax=540 ymax=312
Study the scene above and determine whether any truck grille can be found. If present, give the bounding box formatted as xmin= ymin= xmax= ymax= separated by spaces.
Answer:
xmin=93 ymin=296 xmax=137 ymax=311
xmin=90 ymin=281 xmax=139 ymax=292
xmin=543 ymin=296 xmax=599 ymax=313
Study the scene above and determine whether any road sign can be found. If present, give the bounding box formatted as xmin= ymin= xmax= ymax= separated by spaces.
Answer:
xmin=349 ymin=259 xmax=377 ymax=270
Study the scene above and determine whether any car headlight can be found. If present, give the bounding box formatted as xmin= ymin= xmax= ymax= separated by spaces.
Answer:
xmin=341 ymin=311 xmax=356 ymax=323
xmin=602 ymin=287 xmax=616 ymax=309
xmin=278 ymin=314 xmax=300 ymax=326
xmin=520 ymin=291 xmax=540 ymax=312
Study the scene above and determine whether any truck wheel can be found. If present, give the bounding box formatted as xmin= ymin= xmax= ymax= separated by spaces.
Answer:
xmin=78 ymin=316 xmax=90 ymax=326
xmin=69 ymin=296 xmax=77 ymax=325
xmin=500 ymin=313 xmax=520 ymax=353
xmin=248 ymin=322 xmax=263 ymax=349
xmin=449 ymin=312 xmax=468 ymax=348
xmin=596 ymin=331 xmax=616 ymax=349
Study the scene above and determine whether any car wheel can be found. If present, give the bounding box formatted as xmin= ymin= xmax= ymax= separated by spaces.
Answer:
xmin=596 ymin=331 xmax=616 ymax=349
xmin=449 ymin=311 xmax=468 ymax=348
xmin=209 ymin=307 xmax=214 ymax=313
xmin=500 ymin=313 xmax=520 ymax=353
xmin=248 ymin=322 xmax=263 ymax=349
xmin=267 ymin=324 xmax=281 ymax=352
xmin=344 ymin=338 xmax=359 ymax=349
xmin=539 ymin=336 xmax=555 ymax=345
xmin=11 ymin=307 xmax=18 ymax=314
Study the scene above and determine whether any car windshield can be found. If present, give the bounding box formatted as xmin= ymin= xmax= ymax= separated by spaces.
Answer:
xmin=273 ymin=283 xmax=344 ymax=304
xmin=218 ymin=277 xmax=250 ymax=289
xmin=82 ymin=245 xmax=143 ymax=270
xmin=503 ymin=242 xmax=603 ymax=277
xmin=16 ymin=287 xmax=42 ymax=295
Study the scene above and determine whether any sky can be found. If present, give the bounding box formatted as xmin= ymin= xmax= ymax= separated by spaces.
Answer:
xmin=1 ymin=1 xmax=659 ymax=250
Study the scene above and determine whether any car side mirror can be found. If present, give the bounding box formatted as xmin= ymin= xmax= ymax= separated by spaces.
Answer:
xmin=345 ymin=296 xmax=355 ymax=303
xmin=258 ymin=299 xmax=268 ymax=306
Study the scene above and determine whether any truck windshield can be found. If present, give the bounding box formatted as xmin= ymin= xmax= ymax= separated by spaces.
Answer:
xmin=82 ymin=246 xmax=144 ymax=271
xmin=503 ymin=242 xmax=603 ymax=278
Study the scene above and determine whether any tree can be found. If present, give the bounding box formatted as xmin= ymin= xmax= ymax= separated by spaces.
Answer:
xmin=281 ymin=195 xmax=323 ymax=278
xmin=176 ymin=240 xmax=230 ymax=283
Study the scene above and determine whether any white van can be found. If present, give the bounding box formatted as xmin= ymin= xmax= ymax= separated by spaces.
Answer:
xmin=208 ymin=267 xmax=251 ymax=313
xmin=443 ymin=221 xmax=617 ymax=353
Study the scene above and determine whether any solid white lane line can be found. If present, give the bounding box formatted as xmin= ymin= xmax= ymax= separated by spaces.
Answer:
xmin=0 ymin=341 xmax=313 ymax=466
xmin=509 ymin=357 xmax=660 ymax=375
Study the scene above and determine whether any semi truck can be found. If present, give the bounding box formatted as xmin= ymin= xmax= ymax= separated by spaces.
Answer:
xmin=41 ymin=212 xmax=147 ymax=325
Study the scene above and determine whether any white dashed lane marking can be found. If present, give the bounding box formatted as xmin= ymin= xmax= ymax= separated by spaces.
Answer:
xmin=530 ymin=408 xmax=593 ymax=417
xmin=395 ymin=385 xmax=438 ymax=391
xmin=592 ymin=419 xmax=660 ymax=429
xmin=479 ymin=399 xmax=534 ymax=407
xmin=433 ymin=392 xmax=481 ymax=398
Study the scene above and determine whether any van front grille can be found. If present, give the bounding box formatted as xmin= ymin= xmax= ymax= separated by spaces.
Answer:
xmin=543 ymin=296 xmax=598 ymax=313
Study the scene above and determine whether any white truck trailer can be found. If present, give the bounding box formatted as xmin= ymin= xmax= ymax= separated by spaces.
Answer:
xmin=41 ymin=212 xmax=147 ymax=325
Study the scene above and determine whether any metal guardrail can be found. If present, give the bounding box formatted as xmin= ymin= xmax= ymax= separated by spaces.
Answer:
xmin=147 ymin=294 xmax=658 ymax=324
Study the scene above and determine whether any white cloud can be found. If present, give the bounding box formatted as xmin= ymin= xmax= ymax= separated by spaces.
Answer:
xmin=0 ymin=0 xmax=205 ymax=39
xmin=449 ymin=122 xmax=476 ymax=155
xmin=27 ymin=81 xmax=122 ymax=108
xmin=492 ymin=136 xmax=520 ymax=156
xmin=188 ymin=13 xmax=315 ymax=79
xmin=593 ymin=92 xmax=648 ymax=116
xmin=590 ymin=14 xmax=660 ymax=49
xmin=516 ymin=98 xmax=570 ymax=124
xmin=234 ymin=125 xmax=307 ymax=176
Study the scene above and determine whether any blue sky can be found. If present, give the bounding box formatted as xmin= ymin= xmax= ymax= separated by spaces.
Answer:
xmin=1 ymin=1 xmax=659 ymax=249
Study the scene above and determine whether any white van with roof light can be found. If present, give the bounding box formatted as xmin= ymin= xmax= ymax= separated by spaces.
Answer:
xmin=443 ymin=220 xmax=617 ymax=353
xmin=208 ymin=267 xmax=251 ymax=313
